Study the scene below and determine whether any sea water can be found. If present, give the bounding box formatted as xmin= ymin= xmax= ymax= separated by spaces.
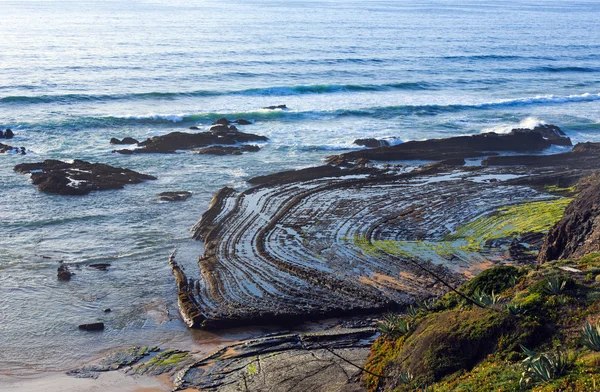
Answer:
xmin=1 ymin=0 xmax=599 ymax=373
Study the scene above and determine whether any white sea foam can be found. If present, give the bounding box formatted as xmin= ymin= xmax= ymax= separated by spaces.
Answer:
xmin=481 ymin=116 xmax=547 ymax=134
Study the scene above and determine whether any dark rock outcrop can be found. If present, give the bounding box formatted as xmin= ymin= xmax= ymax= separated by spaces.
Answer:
xmin=14 ymin=159 xmax=156 ymax=195
xmin=263 ymin=104 xmax=287 ymax=110
xmin=109 ymin=137 xmax=139 ymax=145
xmin=0 ymin=143 xmax=26 ymax=154
xmin=194 ymin=144 xmax=260 ymax=156
xmin=0 ymin=129 xmax=14 ymax=139
xmin=114 ymin=130 xmax=267 ymax=154
xmin=354 ymin=138 xmax=390 ymax=148
xmin=539 ymin=173 xmax=600 ymax=262
xmin=78 ymin=322 xmax=105 ymax=331
xmin=234 ymin=119 xmax=252 ymax=125
xmin=212 ymin=118 xmax=232 ymax=126
xmin=158 ymin=191 xmax=192 ymax=202
xmin=327 ymin=125 xmax=571 ymax=165
xmin=89 ymin=263 xmax=111 ymax=271
xmin=57 ymin=265 xmax=73 ymax=281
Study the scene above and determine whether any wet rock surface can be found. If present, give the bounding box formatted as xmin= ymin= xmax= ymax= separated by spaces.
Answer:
xmin=0 ymin=143 xmax=27 ymax=154
xmin=326 ymin=125 xmax=571 ymax=165
xmin=158 ymin=191 xmax=192 ymax=202
xmin=78 ymin=322 xmax=104 ymax=331
xmin=354 ymin=138 xmax=390 ymax=148
xmin=263 ymin=104 xmax=287 ymax=110
xmin=114 ymin=129 xmax=267 ymax=154
xmin=67 ymin=328 xmax=375 ymax=391
xmin=539 ymin=173 xmax=600 ymax=262
xmin=13 ymin=159 xmax=156 ymax=195
xmin=109 ymin=137 xmax=139 ymax=144
xmin=194 ymin=144 xmax=260 ymax=156
xmin=173 ymin=124 xmax=599 ymax=329
xmin=0 ymin=129 xmax=14 ymax=139
xmin=57 ymin=265 xmax=73 ymax=281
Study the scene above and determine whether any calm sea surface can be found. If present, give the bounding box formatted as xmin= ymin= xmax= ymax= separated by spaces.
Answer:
xmin=1 ymin=0 xmax=600 ymax=373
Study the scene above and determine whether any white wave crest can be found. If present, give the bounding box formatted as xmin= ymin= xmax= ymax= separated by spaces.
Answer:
xmin=481 ymin=116 xmax=547 ymax=134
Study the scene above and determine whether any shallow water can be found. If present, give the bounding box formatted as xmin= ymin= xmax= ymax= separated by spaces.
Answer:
xmin=1 ymin=0 xmax=600 ymax=373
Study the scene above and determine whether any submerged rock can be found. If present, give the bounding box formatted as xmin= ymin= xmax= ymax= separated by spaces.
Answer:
xmin=263 ymin=104 xmax=287 ymax=110
xmin=89 ymin=263 xmax=111 ymax=271
xmin=13 ymin=159 xmax=156 ymax=195
xmin=234 ymin=118 xmax=252 ymax=125
xmin=57 ymin=265 xmax=73 ymax=281
xmin=78 ymin=322 xmax=104 ymax=331
xmin=158 ymin=191 xmax=192 ymax=202
xmin=114 ymin=130 xmax=267 ymax=154
xmin=194 ymin=144 xmax=260 ymax=156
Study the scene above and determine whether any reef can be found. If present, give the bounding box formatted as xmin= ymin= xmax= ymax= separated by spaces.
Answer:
xmin=113 ymin=128 xmax=267 ymax=154
xmin=13 ymin=159 xmax=156 ymax=195
xmin=326 ymin=124 xmax=571 ymax=166
xmin=171 ymin=125 xmax=596 ymax=329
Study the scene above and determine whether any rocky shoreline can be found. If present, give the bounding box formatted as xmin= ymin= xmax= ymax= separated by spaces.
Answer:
xmin=168 ymin=124 xmax=600 ymax=331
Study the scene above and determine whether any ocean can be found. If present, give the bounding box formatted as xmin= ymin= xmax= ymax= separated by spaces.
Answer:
xmin=1 ymin=0 xmax=599 ymax=374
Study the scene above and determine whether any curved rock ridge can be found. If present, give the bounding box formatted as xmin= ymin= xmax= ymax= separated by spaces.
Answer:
xmin=326 ymin=125 xmax=571 ymax=166
xmin=14 ymin=159 xmax=156 ymax=195
xmin=113 ymin=129 xmax=267 ymax=154
xmin=173 ymin=161 xmax=563 ymax=329
xmin=539 ymin=173 xmax=600 ymax=262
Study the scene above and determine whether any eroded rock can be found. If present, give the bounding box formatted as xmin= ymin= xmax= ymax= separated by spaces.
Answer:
xmin=354 ymin=138 xmax=390 ymax=148
xmin=57 ymin=265 xmax=73 ymax=281
xmin=13 ymin=159 xmax=156 ymax=195
xmin=110 ymin=137 xmax=139 ymax=145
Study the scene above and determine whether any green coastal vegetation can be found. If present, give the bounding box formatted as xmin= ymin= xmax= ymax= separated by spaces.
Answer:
xmin=361 ymin=181 xmax=600 ymax=391
xmin=352 ymin=197 xmax=572 ymax=262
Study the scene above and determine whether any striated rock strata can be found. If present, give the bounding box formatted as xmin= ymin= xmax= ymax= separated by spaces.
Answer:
xmin=14 ymin=159 xmax=156 ymax=195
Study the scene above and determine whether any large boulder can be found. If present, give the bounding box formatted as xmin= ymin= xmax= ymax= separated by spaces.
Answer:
xmin=354 ymin=138 xmax=390 ymax=148
xmin=14 ymin=159 xmax=156 ymax=195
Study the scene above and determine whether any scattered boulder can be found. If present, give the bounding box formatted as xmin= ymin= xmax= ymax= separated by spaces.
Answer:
xmin=78 ymin=322 xmax=105 ymax=331
xmin=158 ymin=191 xmax=192 ymax=202
xmin=13 ymin=159 xmax=156 ymax=195
xmin=263 ymin=104 xmax=287 ymax=110
xmin=0 ymin=143 xmax=26 ymax=154
xmin=195 ymin=145 xmax=260 ymax=156
xmin=354 ymin=138 xmax=390 ymax=148
xmin=110 ymin=137 xmax=139 ymax=145
xmin=104 ymin=308 xmax=111 ymax=313
xmin=57 ymin=265 xmax=73 ymax=281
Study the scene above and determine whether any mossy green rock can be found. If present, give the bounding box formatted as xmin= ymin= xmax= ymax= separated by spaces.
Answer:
xmin=387 ymin=309 xmax=512 ymax=388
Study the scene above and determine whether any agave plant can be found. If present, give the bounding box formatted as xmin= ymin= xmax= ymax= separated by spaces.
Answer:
xmin=580 ymin=321 xmax=600 ymax=351
xmin=395 ymin=370 xmax=414 ymax=384
xmin=519 ymin=345 xmax=570 ymax=386
xmin=377 ymin=313 xmax=411 ymax=339
xmin=504 ymin=303 xmax=528 ymax=315
xmin=473 ymin=289 xmax=502 ymax=307
xmin=543 ymin=276 xmax=567 ymax=295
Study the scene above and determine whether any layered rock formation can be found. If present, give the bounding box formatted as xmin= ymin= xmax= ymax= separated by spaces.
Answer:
xmin=14 ymin=159 xmax=156 ymax=195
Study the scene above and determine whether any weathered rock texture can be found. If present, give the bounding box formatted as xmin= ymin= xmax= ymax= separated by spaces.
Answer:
xmin=539 ymin=173 xmax=600 ymax=262
xmin=14 ymin=159 xmax=156 ymax=195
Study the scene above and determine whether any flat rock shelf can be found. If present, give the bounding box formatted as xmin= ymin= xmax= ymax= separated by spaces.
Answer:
xmin=172 ymin=162 xmax=564 ymax=329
